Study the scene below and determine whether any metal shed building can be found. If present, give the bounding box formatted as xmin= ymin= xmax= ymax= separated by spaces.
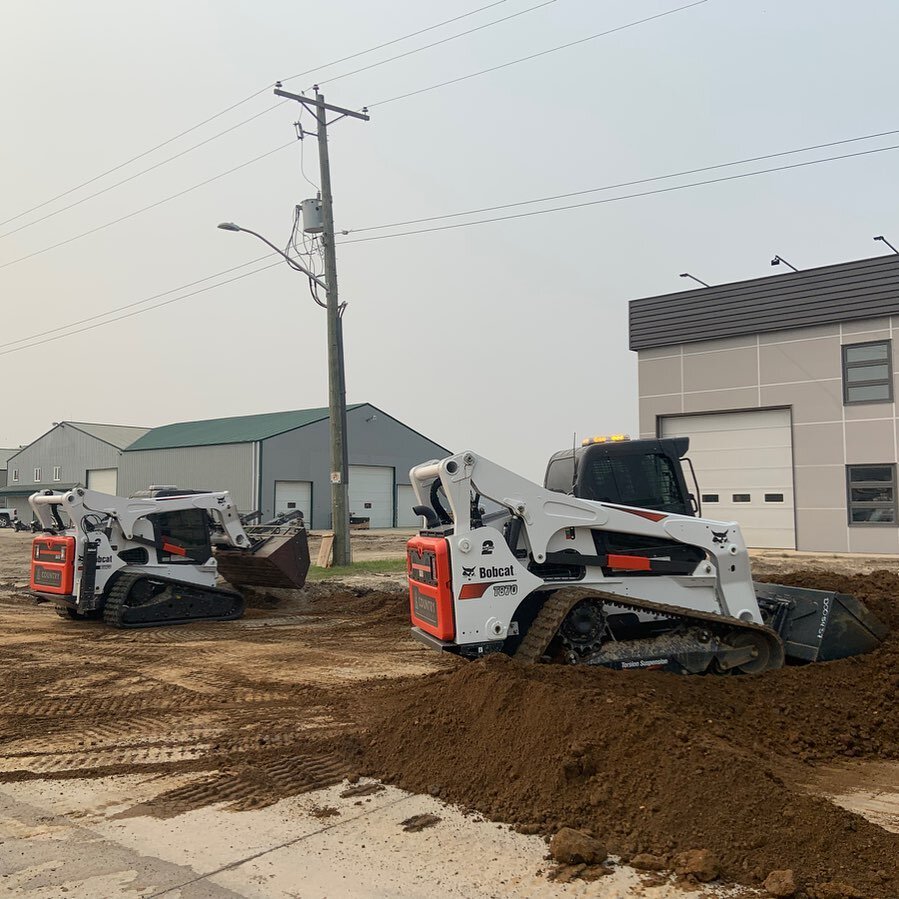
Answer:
xmin=0 ymin=449 xmax=17 ymax=489
xmin=119 ymin=404 xmax=450 ymax=529
xmin=0 ymin=422 xmax=149 ymax=516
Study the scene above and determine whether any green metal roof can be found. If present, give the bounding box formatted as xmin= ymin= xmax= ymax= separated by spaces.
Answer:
xmin=126 ymin=406 xmax=365 ymax=451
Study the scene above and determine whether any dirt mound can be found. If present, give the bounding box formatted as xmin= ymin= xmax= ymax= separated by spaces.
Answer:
xmin=300 ymin=587 xmax=409 ymax=623
xmin=353 ymin=571 xmax=899 ymax=896
xmin=759 ymin=568 xmax=899 ymax=631
xmin=242 ymin=586 xmax=409 ymax=626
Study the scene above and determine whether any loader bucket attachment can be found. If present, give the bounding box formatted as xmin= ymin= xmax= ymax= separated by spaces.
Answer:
xmin=215 ymin=530 xmax=311 ymax=590
xmin=755 ymin=582 xmax=889 ymax=663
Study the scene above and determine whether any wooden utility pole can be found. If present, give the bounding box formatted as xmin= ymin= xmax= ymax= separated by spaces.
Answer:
xmin=274 ymin=85 xmax=369 ymax=566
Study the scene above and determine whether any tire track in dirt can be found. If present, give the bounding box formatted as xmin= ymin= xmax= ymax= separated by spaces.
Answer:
xmin=0 ymin=742 xmax=210 ymax=775
xmin=139 ymin=747 xmax=351 ymax=816
xmin=0 ymin=561 xmax=410 ymax=815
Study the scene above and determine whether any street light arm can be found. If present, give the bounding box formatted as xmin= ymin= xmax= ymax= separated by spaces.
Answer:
xmin=218 ymin=223 xmax=328 ymax=291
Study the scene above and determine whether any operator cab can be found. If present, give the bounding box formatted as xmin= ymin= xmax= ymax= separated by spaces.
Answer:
xmin=544 ymin=435 xmax=704 ymax=571
xmin=544 ymin=435 xmax=700 ymax=517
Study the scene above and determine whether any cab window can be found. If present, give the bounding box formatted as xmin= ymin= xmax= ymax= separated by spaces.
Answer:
xmin=581 ymin=453 xmax=688 ymax=514
xmin=545 ymin=457 xmax=575 ymax=493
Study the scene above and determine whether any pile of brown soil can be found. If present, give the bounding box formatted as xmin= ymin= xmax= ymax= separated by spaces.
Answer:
xmin=242 ymin=586 xmax=409 ymax=627
xmin=352 ymin=571 xmax=899 ymax=896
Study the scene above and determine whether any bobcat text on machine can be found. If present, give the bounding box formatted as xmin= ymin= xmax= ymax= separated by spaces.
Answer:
xmin=405 ymin=439 xmax=887 ymax=675
xmin=28 ymin=486 xmax=310 ymax=628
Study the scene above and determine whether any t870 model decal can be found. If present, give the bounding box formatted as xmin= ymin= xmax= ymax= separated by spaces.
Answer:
xmin=458 ymin=579 xmax=517 ymax=600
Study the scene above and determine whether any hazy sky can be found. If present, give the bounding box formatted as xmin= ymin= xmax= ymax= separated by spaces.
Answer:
xmin=3 ymin=0 xmax=899 ymax=479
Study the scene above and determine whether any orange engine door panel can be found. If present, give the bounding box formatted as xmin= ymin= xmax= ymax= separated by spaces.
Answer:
xmin=407 ymin=535 xmax=454 ymax=640
xmin=30 ymin=535 xmax=76 ymax=595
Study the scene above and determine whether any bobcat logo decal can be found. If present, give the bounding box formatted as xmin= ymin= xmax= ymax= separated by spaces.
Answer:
xmin=462 ymin=566 xmax=476 ymax=578
xmin=711 ymin=529 xmax=729 ymax=546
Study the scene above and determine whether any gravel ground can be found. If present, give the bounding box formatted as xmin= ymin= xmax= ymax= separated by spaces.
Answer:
xmin=0 ymin=529 xmax=895 ymax=898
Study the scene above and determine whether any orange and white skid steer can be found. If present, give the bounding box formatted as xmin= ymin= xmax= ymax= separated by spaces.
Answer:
xmin=29 ymin=486 xmax=309 ymax=628
xmin=405 ymin=450 xmax=887 ymax=674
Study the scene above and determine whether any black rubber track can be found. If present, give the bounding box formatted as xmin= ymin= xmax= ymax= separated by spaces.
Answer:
xmin=103 ymin=571 xmax=245 ymax=629
xmin=515 ymin=586 xmax=785 ymax=674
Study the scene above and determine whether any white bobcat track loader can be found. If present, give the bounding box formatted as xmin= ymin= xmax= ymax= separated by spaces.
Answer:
xmin=405 ymin=451 xmax=887 ymax=674
xmin=29 ymin=486 xmax=310 ymax=628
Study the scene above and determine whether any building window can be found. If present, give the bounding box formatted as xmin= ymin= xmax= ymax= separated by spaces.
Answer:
xmin=842 ymin=340 xmax=892 ymax=404
xmin=846 ymin=464 xmax=897 ymax=525
xmin=732 ymin=494 xmax=751 ymax=502
xmin=701 ymin=493 xmax=719 ymax=503
xmin=764 ymin=493 xmax=784 ymax=503
xmin=34 ymin=467 xmax=42 ymax=482
xmin=12 ymin=469 xmax=18 ymax=482
xmin=53 ymin=466 xmax=61 ymax=481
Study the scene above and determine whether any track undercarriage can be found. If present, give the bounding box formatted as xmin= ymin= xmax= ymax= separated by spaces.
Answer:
xmin=515 ymin=588 xmax=784 ymax=675
xmin=101 ymin=572 xmax=245 ymax=628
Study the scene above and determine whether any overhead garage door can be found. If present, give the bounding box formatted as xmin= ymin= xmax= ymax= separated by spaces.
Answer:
xmin=349 ymin=465 xmax=394 ymax=528
xmin=87 ymin=468 xmax=117 ymax=495
xmin=396 ymin=484 xmax=423 ymax=528
xmin=274 ymin=480 xmax=312 ymax=522
xmin=660 ymin=409 xmax=795 ymax=549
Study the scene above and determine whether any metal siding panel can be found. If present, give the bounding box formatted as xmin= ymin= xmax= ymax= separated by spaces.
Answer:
xmin=260 ymin=405 xmax=450 ymax=529
xmin=4 ymin=424 xmax=121 ymax=491
xmin=118 ymin=444 xmax=255 ymax=511
xmin=1 ymin=495 xmax=32 ymax=517
xmin=261 ymin=423 xmax=327 ymax=527
xmin=630 ymin=255 xmax=899 ymax=350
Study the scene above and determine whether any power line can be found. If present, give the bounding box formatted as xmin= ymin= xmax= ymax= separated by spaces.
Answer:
xmin=0 ymin=87 xmax=274 ymax=230
xmin=0 ymin=0 xmax=515 ymax=230
xmin=0 ymin=253 xmax=274 ymax=351
xmin=0 ymin=1 xmax=703 ymax=262
xmin=0 ymin=141 xmax=295 ymax=271
xmin=278 ymin=0 xmax=513 ymax=84
xmin=315 ymin=0 xmax=557 ymax=88
xmin=0 ymin=103 xmax=286 ymax=241
xmin=0 ymin=2 xmax=706 ymax=259
xmin=339 ymin=140 xmax=899 ymax=244
xmin=346 ymin=125 xmax=899 ymax=233
xmin=0 ymin=258 xmax=285 ymax=358
xmin=9 ymin=132 xmax=898 ymax=357
xmin=368 ymin=0 xmax=709 ymax=107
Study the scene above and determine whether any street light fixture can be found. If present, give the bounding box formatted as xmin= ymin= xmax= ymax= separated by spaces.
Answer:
xmin=218 ymin=220 xmax=350 ymax=564
xmin=679 ymin=272 xmax=710 ymax=288
xmin=217 ymin=222 xmax=327 ymax=290
xmin=771 ymin=255 xmax=799 ymax=272
xmin=874 ymin=235 xmax=899 ymax=255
